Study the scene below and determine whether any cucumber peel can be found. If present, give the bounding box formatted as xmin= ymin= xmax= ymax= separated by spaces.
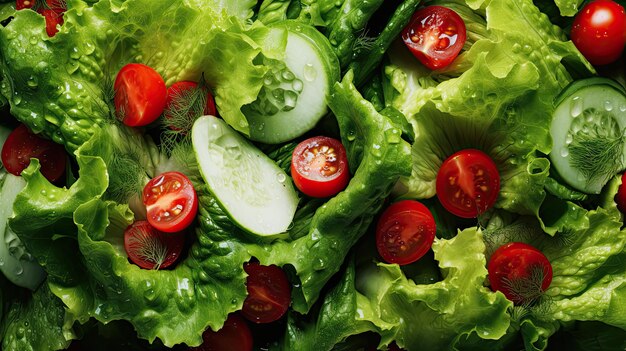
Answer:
xmin=549 ymin=78 xmax=626 ymax=194
xmin=191 ymin=115 xmax=299 ymax=236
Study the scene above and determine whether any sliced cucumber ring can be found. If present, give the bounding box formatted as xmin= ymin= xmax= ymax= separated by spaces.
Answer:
xmin=550 ymin=78 xmax=626 ymax=194
xmin=243 ymin=21 xmax=340 ymax=144
xmin=192 ymin=115 xmax=299 ymax=236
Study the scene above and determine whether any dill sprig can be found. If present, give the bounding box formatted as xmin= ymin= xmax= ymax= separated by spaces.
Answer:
xmin=568 ymin=110 xmax=625 ymax=187
xmin=352 ymin=30 xmax=377 ymax=55
xmin=161 ymin=78 xmax=210 ymax=135
xmin=127 ymin=225 xmax=168 ymax=270
xmin=502 ymin=264 xmax=549 ymax=306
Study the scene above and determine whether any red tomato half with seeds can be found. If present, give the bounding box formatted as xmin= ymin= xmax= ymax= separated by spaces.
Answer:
xmin=291 ymin=136 xmax=350 ymax=198
xmin=570 ymin=0 xmax=626 ymax=66
xmin=242 ymin=262 xmax=291 ymax=324
xmin=114 ymin=63 xmax=167 ymax=127
xmin=436 ymin=149 xmax=500 ymax=218
xmin=488 ymin=242 xmax=553 ymax=304
xmin=124 ymin=221 xmax=184 ymax=270
xmin=190 ymin=313 xmax=253 ymax=351
xmin=401 ymin=5 xmax=467 ymax=70
xmin=376 ymin=200 xmax=436 ymax=265
xmin=1 ymin=124 xmax=67 ymax=182
xmin=142 ymin=171 xmax=198 ymax=233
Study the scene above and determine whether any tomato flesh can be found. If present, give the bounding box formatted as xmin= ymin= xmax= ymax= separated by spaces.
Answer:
xmin=242 ymin=262 xmax=291 ymax=324
xmin=488 ymin=242 xmax=553 ymax=304
xmin=190 ymin=314 xmax=253 ymax=351
xmin=570 ymin=0 xmax=626 ymax=66
xmin=291 ymin=136 xmax=350 ymax=198
xmin=436 ymin=149 xmax=500 ymax=218
xmin=123 ymin=221 xmax=184 ymax=270
xmin=114 ymin=63 xmax=167 ymax=127
xmin=376 ymin=200 xmax=436 ymax=265
xmin=142 ymin=171 xmax=198 ymax=233
xmin=1 ymin=124 xmax=67 ymax=182
xmin=401 ymin=5 xmax=467 ymax=70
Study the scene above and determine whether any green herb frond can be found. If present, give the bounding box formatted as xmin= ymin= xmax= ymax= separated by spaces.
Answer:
xmin=106 ymin=152 xmax=147 ymax=204
xmin=161 ymin=80 xmax=209 ymax=136
xmin=128 ymin=226 xmax=167 ymax=270
xmin=352 ymin=30 xmax=377 ymax=55
xmin=569 ymin=123 xmax=625 ymax=187
xmin=502 ymin=264 xmax=548 ymax=306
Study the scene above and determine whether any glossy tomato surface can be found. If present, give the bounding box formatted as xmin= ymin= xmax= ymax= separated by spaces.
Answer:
xmin=123 ymin=221 xmax=185 ymax=270
xmin=165 ymin=81 xmax=217 ymax=117
xmin=487 ymin=242 xmax=553 ymax=304
xmin=242 ymin=262 xmax=291 ymax=324
xmin=114 ymin=63 xmax=167 ymax=127
xmin=142 ymin=171 xmax=198 ymax=233
xmin=291 ymin=136 xmax=350 ymax=198
xmin=436 ymin=149 xmax=500 ymax=218
xmin=42 ymin=0 xmax=65 ymax=36
xmin=401 ymin=5 xmax=467 ymax=70
xmin=615 ymin=173 xmax=626 ymax=213
xmin=189 ymin=314 xmax=253 ymax=351
xmin=1 ymin=124 xmax=67 ymax=182
xmin=570 ymin=0 xmax=626 ymax=65
xmin=376 ymin=200 xmax=436 ymax=265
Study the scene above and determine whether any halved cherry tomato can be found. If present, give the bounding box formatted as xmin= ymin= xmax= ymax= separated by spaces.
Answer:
xmin=487 ymin=242 xmax=553 ymax=304
xmin=291 ymin=136 xmax=349 ymax=198
xmin=1 ymin=124 xmax=66 ymax=182
xmin=436 ymin=149 xmax=500 ymax=218
xmin=142 ymin=171 xmax=198 ymax=233
xmin=570 ymin=0 xmax=626 ymax=66
xmin=16 ymin=0 xmax=65 ymax=36
xmin=189 ymin=314 xmax=253 ymax=351
xmin=401 ymin=6 xmax=467 ymax=70
xmin=114 ymin=63 xmax=167 ymax=127
xmin=165 ymin=81 xmax=217 ymax=125
xmin=242 ymin=262 xmax=291 ymax=324
xmin=376 ymin=200 xmax=436 ymax=265
xmin=123 ymin=220 xmax=185 ymax=270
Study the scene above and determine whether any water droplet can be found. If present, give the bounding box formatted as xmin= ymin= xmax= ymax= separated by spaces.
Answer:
xmin=14 ymin=265 xmax=23 ymax=276
xmin=303 ymin=63 xmax=317 ymax=81
xmin=313 ymin=258 xmax=326 ymax=270
xmin=565 ymin=133 xmax=573 ymax=145
xmin=276 ymin=172 xmax=286 ymax=183
xmin=346 ymin=130 xmax=356 ymax=141
xmin=620 ymin=104 xmax=626 ymax=112
xmin=27 ymin=76 xmax=38 ymax=88
xmin=604 ymin=100 xmax=614 ymax=111
xmin=385 ymin=129 xmax=401 ymax=144
xmin=570 ymin=96 xmax=582 ymax=117
xmin=284 ymin=91 xmax=297 ymax=110
xmin=371 ymin=143 xmax=382 ymax=157
xmin=257 ymin=122 xmax=265 ymax=131
xmin=292 ymin=79 xmax=303 ymax=92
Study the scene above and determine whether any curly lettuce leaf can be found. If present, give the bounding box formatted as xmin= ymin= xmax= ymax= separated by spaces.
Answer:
xmin=0 ymin=0 xmax=285 ymax=149
xmin=385 ymin=0 xmax=594 ymax=229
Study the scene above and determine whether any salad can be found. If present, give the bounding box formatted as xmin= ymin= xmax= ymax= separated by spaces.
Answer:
xmin=0 ymin=0 xmax=625 ymax=350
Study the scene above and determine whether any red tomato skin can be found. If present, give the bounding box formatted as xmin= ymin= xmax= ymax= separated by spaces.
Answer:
xmin=114 ymin=63 xmax=167 ymax=127
xmin=189 ymin=314 xmax=253 ymax=351
xmin=165 ymin=81 xmax=217 ymax=117
xmin=1 ymin=124 xmax=66 ymax=182
xmin=123 ymin=221 xmax=184 ymax=270
xmin=570 ymin=0 xmax=626 ymax=65
xmin=376 ymin=200 xmax=436 ymax=265
xmin=242 ymin=262 xmax=291 ymax=324
xmin=291 ymin=136 xmax=350 ymax=198
xmin=401 ymin=5 xmax=467 ymax=70
xmin=142 ymin=172 xmax=198 ymax=233
xmin=436 ymin=149 xmax=500 ymax=218
xmin=615 ymin=173 xmax=626 ymax=213
xmin=487 ymin=242 xmax=553 ymax=304
xmin=42 ymin=0 xmax=65 ymax=36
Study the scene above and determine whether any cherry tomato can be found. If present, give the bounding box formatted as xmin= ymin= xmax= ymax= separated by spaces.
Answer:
xmin=142 ymin=171 xmax=198 ymax=233
xmin=41 ymin=0 xmax=66 ymax=37
xmin=123 ymin=221 xmax=185 ymax=270
xmin=375 ymin=200 xmax=436 ymax=265
xmin=242 ymin=262 xmax=291 ymax=324
xmin=291 ymin=136 xmax=350 ymax=198
xmin=165 ymin=81 xmax=217 ymax=122
xmin=615 ymin=173 xmax=626 ymax=213
xmin=570 ymin=0 xmax=626 ymax=65
xmin=114 ymin=63 xmax=167 ymax=127
xmin=487 ymin=242 xmax=553 ymax=304
xmin=436 ymin=149 xmax=500 ymax=218
xmin=1 ymin=124 xmax=66 ymax=182
xmin=189 ymin=314 xmax=253 ymax=351
xmin=16 ymin=0 xmax=35 ymax=10
xmin=401 ymin=6 xmax=467 ymax=70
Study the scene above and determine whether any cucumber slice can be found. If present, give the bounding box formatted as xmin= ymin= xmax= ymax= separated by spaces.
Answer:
xmin=549 ymin=78 xmax=626 ymax=194
xmin=191 ymin=115 xmax=299 ymax=236
xmin=243 ymin=21 xmax=340 ymax=144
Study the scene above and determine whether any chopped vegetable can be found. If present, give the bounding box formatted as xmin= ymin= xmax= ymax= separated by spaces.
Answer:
xmin=114 ymin=63 xmax=167 ymax=127
xmin=142 ymin=171 xmax=198 ymax=233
